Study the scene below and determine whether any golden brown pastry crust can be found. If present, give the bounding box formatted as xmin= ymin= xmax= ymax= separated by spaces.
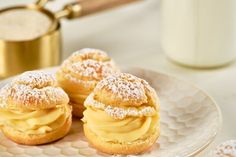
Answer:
xmin=84 ymin=124 xmax=160 ymax=155
xmin=56 ymin=48 xmax=119 ymax=117
xmin=2 ymin=115 xmax=72 ymax=145
xmin=83 ymin=73 xmax=160 ymax=155
xmin=93 ymin=72 xmax=158 ymax=109
xmin=0 ymin=71 xmax=69 ymax=110
xmin=70 ymin=102 xmax=85 ymax=117
xmin=0 ymin=71 xmax=72 ymax=145
xmin=214 ymin=140 xmax=236 ymax=157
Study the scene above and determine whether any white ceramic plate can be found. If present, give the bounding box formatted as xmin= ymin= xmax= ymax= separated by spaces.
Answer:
xmin=0 ymin=67 xmax=222 ymax=157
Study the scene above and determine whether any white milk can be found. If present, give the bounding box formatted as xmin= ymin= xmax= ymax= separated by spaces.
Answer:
xmin=161 ymin=0 xmax=236 ymax=67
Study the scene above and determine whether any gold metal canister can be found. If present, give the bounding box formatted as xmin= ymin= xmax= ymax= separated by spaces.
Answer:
xmin=0 ymin=0 xmax=140 ymax=79
xmin=0 ymin=4 xmax=61 ymax=79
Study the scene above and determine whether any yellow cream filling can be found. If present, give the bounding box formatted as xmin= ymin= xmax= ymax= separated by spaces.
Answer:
xmin=0 ymin=104 xmax=70 ymax=134
xmin=83 ymin=107 xmax=159 ymax=143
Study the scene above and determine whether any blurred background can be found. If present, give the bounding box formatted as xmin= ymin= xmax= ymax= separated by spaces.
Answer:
xmin=0 ymin=0 xmax=236 ymax=156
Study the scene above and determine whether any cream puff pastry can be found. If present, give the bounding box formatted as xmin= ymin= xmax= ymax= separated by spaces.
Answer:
xmin=214 ymin=140 xmax=236 ymax=157
xmin=56 ymin=48 xmax=119 ymax=117
xmin=82 ymin=73 xmax=160 ymax=155
xmin=0 ymin=71 xmax=72 ymax=145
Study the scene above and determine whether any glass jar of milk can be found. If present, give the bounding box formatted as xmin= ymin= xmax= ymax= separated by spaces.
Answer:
xmin=161 ymin=0 xmax=236 ymax=68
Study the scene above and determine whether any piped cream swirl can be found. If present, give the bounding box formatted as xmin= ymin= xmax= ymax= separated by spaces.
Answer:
xmin=83 ymin=107 xmax=159 ymax=143
xmin=0 ymin=104 xmax=71 ymax=134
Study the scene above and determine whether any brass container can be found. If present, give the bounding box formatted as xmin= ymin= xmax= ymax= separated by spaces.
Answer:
xmin=0 ymin=0 xmax=140 ymax=79
xmin=0 ymin=4 xmax=61 ymax=79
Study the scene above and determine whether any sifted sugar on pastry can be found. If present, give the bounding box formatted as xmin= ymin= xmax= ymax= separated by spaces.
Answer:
xmin=14 ymin=71 xmax=56 ymax=88
xmin=0 ymin=71 xmax=68 ymax=108
xmin=214 ymin=140 xmax=236 ymax=157
xmin=69 ymin=59 xmax=114 ymax=80
xmin=104 ymin=106 xmax=156 ymax=119
xmin=95 ymin=73 xmax=148 ymax=101
xmin=84 ymin=94 xmax=156 ymax=119
xmin=74 ymin=48 xmax=108 ymax=58
xmin=0 ymin=83 xmax=11 ymax=108
xmin=9 ymin=85 xmax=65 ymax=105
xmin=71 ymin=60 xmax=101 ymax=78
xmin=61 ymin=48 xmax=118 ymax=81
xmin=0 ymin=9 xmax=52 ymax=41
xmin=68 ymin=48 xmax=110 ymax=63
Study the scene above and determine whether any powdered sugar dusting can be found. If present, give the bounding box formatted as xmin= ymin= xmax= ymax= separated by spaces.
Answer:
xmin=10 ymin=84 xmax=66 ymax=106
xmin=73 ymin=48 xmax=108 ymax=58
xmin=0 ymin=83 xmax=11 ymax=108
xmin=60 ymin=48 xmax=118 ymax=81
xmin=63 ymin=73 xmax=97 ymax=88
xmin=95 ymin=73 xmax=148 ymax=101
xmin=84 ymin=94 xmax=156 ymax=119
xmin=105 ymin=106 xmax=156 ymax=119
xmin=69 ymin=59 xmax=115 ymax=80
xmin=14 ymin=71 xmax=56 ymax=88
xmin=0 ymin=71 xmax=68 ymax=109
xmin=214 ymin=140 xmax=236 ymax=157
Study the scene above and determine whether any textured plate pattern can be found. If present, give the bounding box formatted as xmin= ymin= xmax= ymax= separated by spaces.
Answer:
xmin=0 ymin=67 xmax=222 ymax=157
